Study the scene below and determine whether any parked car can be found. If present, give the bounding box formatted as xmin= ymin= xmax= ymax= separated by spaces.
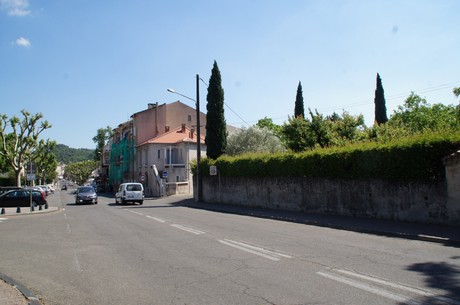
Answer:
xmin=115 ymin=183 xmax=144 ymax=205
xmin=0 ymin=186 xmax=23 ymax=196
xmin=39 ymin=185 xmax=53 ymax=195
xmin=0 ymin=189 xmax=47 ymax=208
xmin=38 ymin=185 xmax=49 ymax=196
xmin=75 ymin=186 xmax=98 ymax=205
xmin=23 ymin=186 xmax=47 ymax=198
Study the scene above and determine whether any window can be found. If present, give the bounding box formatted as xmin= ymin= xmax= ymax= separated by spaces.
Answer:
xmin=188 ymin=114 xmax=192 ymax=122
xmin=165 ymin=148 xmax=181 ymax=164
xmin=157 ymin=150 xmax=161 ymax=159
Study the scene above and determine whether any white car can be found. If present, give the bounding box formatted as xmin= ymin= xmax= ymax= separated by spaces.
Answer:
xmin=115 ymin=183 xmax=144 ymax=205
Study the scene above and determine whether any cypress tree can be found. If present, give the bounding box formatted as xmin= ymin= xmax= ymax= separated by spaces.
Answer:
xmin=294 ymin=81 xmax=305 ymax=118
xmin=205 ymin=61 xmax=227 ymax=159
xmin=374 ymin=73 xmax=388 ymax=125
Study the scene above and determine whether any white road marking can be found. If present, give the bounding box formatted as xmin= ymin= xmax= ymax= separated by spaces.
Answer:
xmin=336 ymin=269 xmax=434 ymax=297
xmin=170 ymin=224 xmax=205 ymax=235
xmin=146 ymin=215 xmax=166 ymax=223
xmin=317 ymin=271 xmax=421 ymax=305
xmin=0 ymin=218 xmax=7 ymax=222
xmin=218 ymin=239 xmax=292 ymax=261
xmin=318 ymin=269 xmax=460 ymax=305
xmin=129 ymin=210 xmax=144 ymax=216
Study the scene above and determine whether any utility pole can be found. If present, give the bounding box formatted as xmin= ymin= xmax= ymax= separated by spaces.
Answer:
xmin=196 ymin=74 xmax=202 ymax=202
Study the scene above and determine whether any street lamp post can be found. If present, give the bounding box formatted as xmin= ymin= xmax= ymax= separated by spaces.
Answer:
xmin=167 ymin=74 xmax=202 ymax=202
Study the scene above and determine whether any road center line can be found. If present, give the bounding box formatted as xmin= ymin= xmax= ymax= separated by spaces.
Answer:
xmin=334 ymin=269 xmax=460 ymax=305
xmin=317 ymin=271 xmax=421 ymax=305
xmin=336 ymin=269 xmax=432 ymax=296
xmin=218 ymin=239 xmax=290 ymax=261
xmin=129 ymin=210 xmax=144 ymax=216
xmin=224 ymin=239 xmax=292 ymax=259
xmin=170 ymin=224 xmax=205 ymax=235
xmin=146 ymin=215 xmax=165 ymax=223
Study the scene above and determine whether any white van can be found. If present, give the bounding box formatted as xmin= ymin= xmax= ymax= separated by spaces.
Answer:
xmin=115 ymin=183 xmax=144 ymax=205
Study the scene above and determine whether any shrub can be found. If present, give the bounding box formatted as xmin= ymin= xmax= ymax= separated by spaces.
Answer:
xmin=194 ymin=131 xmax=460 ymax=182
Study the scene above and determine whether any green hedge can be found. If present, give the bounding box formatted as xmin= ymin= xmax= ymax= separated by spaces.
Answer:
xmin=196 ymin=132 xmax=460 ymax=182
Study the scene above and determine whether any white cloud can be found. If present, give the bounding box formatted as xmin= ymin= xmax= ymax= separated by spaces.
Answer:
xmin=0 ymin=0 xmax=30 ymax=16
xmin=15 ymin=37 xmax=31 ymax=47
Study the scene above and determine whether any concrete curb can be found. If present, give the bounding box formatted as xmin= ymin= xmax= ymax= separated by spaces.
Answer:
xmin=0 ymin=206 xmax=59 ymax=217
xmin=0 ymin=273 xmax=42 ymax=305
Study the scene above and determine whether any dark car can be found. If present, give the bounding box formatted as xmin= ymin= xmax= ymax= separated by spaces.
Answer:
xmin=75 ymin=186 xmax=98 ymax=205
xmin=0 ymin=186 xmax=23 ymax=196
xmin=0 ymin=189 xmax=47 ymax=208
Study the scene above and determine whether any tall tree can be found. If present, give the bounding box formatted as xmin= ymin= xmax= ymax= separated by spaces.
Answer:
xmin=35 ymin=139 xmax=58 ymax=184
xmin=294 ymin=81 xmax=305 ymax=118
xmin=374 ymin=73 xmax=388 ymax=125
xmin=205 ymin=61 xmax=227 ymax=159
xmin=92 ymin=126 xmax=112 ymax=162
xmin=64 ymin=160 xmax=98 ymax=186
xmin=0 ymin=110 xmax=51 ymax=186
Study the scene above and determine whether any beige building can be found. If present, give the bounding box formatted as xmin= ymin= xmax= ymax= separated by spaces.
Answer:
xmin=132 ymin=101 xmax=206 ymax=146
xmin=137 ymin=124 xmax=206 ymax=196
xmin=111 ymin=101 xmax=207 ymax=196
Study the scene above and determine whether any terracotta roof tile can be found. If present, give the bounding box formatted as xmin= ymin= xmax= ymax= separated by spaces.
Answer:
xmin=138 ymin=126 xmax=205 ymax=146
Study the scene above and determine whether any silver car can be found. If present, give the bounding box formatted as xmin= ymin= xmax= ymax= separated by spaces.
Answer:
xmin=75 ymin=186 xmax=98 ymax=205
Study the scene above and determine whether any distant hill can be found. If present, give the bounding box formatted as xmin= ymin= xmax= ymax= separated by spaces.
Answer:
xmin=55 ymin=144 xmax=95 ymax=164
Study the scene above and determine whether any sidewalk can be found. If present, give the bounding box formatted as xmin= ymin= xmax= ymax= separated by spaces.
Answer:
xmin=0 ymin=205 xmax=59 ymax=216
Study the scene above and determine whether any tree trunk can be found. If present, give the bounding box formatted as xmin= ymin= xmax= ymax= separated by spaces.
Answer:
xmin=15 ymin=169 xmax=22 ymax=187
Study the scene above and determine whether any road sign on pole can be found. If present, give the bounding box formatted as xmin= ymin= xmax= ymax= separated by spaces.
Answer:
xmin=210 ymin=166 xmax=217 ymax=176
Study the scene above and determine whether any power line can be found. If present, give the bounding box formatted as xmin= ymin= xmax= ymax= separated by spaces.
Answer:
xmin=199 ymin=77 xmax=251 ymax=127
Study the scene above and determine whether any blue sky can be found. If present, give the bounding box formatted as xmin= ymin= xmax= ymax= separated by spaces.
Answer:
xmin=1 ymin=0 xmax=459 ymax=149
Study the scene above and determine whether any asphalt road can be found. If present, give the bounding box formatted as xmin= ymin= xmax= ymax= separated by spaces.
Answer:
xmin=0 ymin=190 xmax=459 ymax=305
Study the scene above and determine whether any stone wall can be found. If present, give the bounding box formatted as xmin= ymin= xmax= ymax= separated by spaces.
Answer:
xmin=198 ymin=174 xmax=459 ymax=226
xmin=444 ymin=150 xmax=460 ymax=223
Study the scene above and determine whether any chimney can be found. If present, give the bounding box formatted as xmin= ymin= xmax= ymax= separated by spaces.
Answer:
xmin=165 ymin=126 xmax=170 ymax=132
xmin=148 ymin=102 xmax=158 ymax=109
xmin=190 ymin=128 xmax=195 ymax=139
xmin=181 ymin=123 xmax=186 ymax=133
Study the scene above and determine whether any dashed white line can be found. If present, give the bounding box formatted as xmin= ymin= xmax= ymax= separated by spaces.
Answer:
xmin=170 ymin=224 xmax=205 ymax=235
xmin=145 ymin=215 xmax=166 ymax=223
xmin=129 ymin=210 xmax=144 ymax=216
xmin=317 ymin=271 xmax=418 ymax=304
xmin=218 ymin=239 xmax=292 ymax=261
xmin=0 ymin=218 xmax=7 ymax=223
xmin=317 ymin=269 xmax=460 ymax=305
xmin=336 ymin=269 xmax=434 ymax=297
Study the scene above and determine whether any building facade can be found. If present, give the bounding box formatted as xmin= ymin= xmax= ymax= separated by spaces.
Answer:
xmin=108 ymin=101 xmax=206 ymax=196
